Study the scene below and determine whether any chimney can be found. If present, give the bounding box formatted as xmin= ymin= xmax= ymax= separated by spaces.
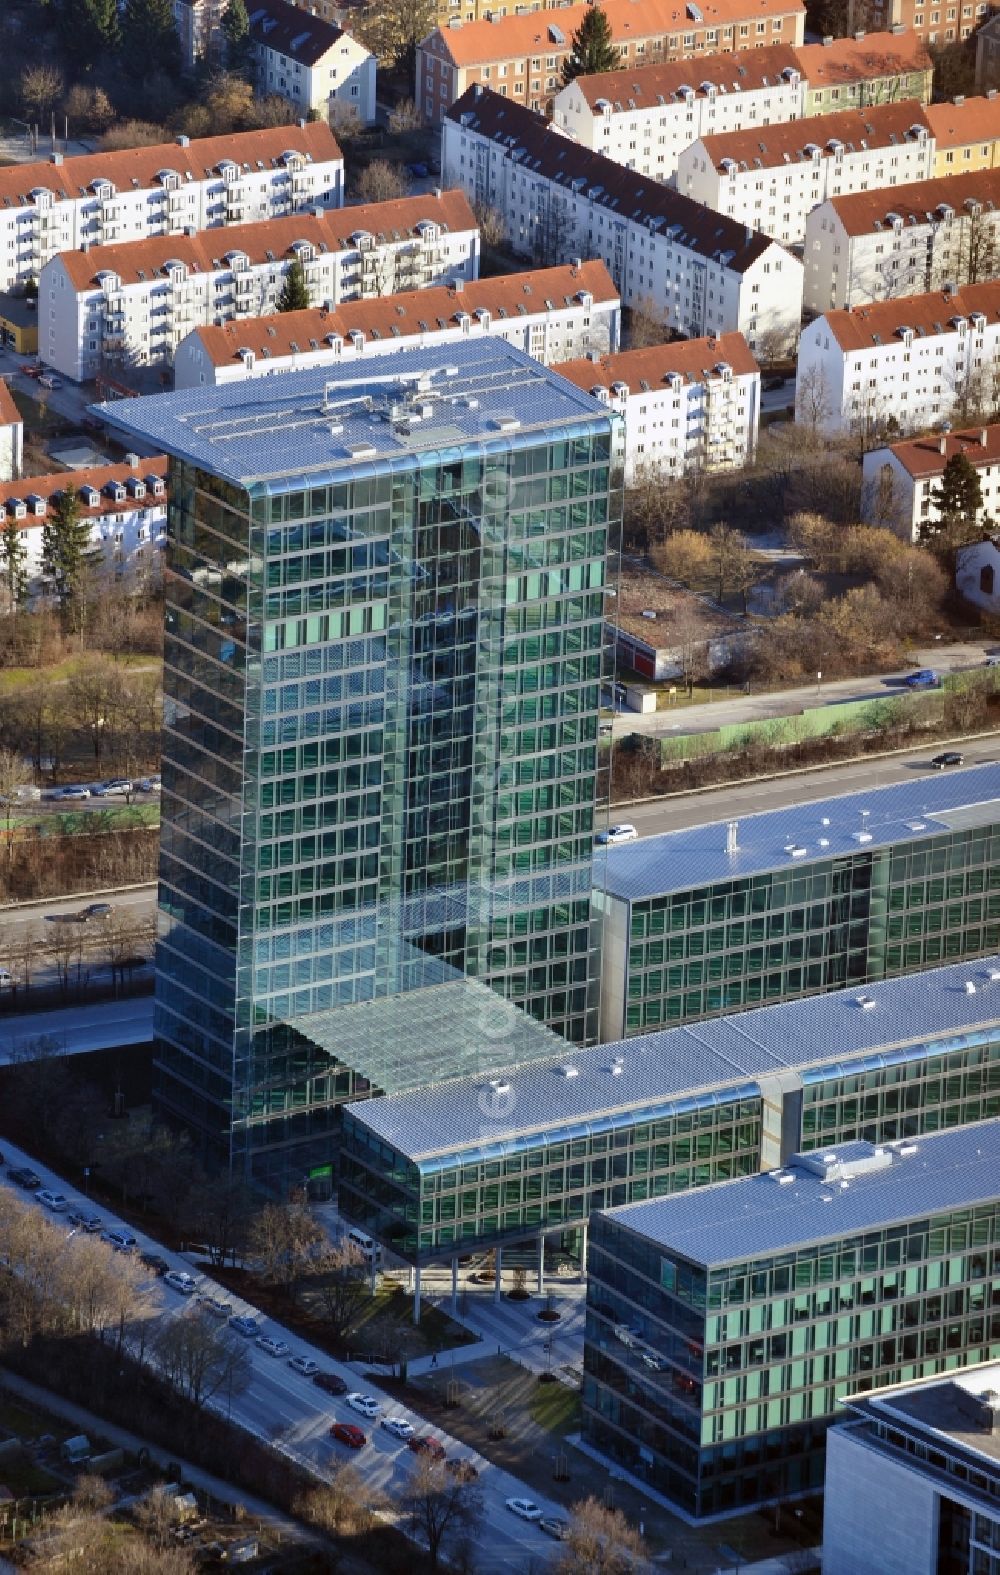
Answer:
xmin=176 ymin=133 xmax=190 ymax=148
xmin=587 ymin=348 xmax=600 ymax=361
xmin=299 ymin=117 xmax=307 ymax=128
xmin=990 ymin=89 xmax=999 ymax=100
xmin=433 ymin=185 xmax=442 ymax=199
xmin=49 ymin=151 xmax=63 ymax=166
xmin=982 ymin=429 xmax=989 ymax=447
xmin=954 ymin=94 xmax=965 ymax=105
xmin=454 ymin=277 xmax=464 ymax=292
xmin=80 ymin=240 xmax=90 ymax=253
xmin=890 ymin=20 xmax=905 ymax=30
xmin=822 ymin=33 xmax=833 ymax=44
xmin=571 ymin=255 xmax=582 ymax=269
xmin=939 ymin=435 xmax=948 ymax=454
xmin=473 ymin=82 xmax=483 ymax=98
xmin=853 ymin=28 xmax=865 ymax=39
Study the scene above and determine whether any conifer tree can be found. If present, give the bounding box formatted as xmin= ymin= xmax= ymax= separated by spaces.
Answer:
xmin=121 ymin=0 xmax=182 ymax=79
xmin=561 ymin=7 xmax=621 ymax=85
xmin=0 ymin=519 xmax=28 ymax=611
xmin=922 ymin=449 xmax=989 ymax=549
xmin=222 ymin=0 xmax=254 ymax=79
xmin=277 ymin=259 xmax=309 ymax=313
xmin=41 ymin=487 xmax=94 ymax=620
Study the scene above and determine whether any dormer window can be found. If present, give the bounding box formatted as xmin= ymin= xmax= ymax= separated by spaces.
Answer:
xmin=92 ymin=180 xmax=114 ymax=201
xmin=7 ymin=500 xmax=26 ymax=520
xmin=291 ymin=241 xmax=313 ymax=262
xmin=147 ymin=476 xmax=165 ymax=497
xmin=26 ymin=494 xmax=45 ymax=516
xmin=127 ymin=478 xmax=146 ymax=499
xmin=415 ymin=220 xmax=439 ymax=241
xmin=157 ymin=169 xmax=180 ymax=191
xmin=81 ymin=485 xmax=100 ymax=507
xmin=30 ymin=188 xmax=53 ymax=211
xmin=106 ymin=482 xmax=126 ymax=503
xmin=225 ymin=250 xmax=249 ymax=272
xmin=218 ymin=160 xmax=239 ymax=184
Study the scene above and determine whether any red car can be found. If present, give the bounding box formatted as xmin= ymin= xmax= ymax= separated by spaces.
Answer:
xmin=331 ymin=1422 xmax=366 ymax=1449
xmin=22 ymin=365 xmax=44 ymax=378
xmin=408 ymin=1436 xmax=446 ymax=1461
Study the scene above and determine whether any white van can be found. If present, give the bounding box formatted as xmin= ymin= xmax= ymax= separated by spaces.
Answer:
xmin=347 ymin=1227 xmax=383 ymax=1263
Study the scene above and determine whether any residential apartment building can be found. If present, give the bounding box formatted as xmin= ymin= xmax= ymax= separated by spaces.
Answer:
xmin=0 ymin=124 xmax=344 ymax=296
xmin=173 ymin=0 xmax=227 ymax=69
xmin=248 ymin=0 xmax=376 ymax=125
xmin=173 ymin=259 xmax=620 ymax=387
xmin=978 ymin=12 xmax=1000 ymax=92
xmin=796 ymin=279 xmax=1000 ymax=438
xmin=340 ymin=952 xmax=1000 ymax=1270
xmin=848 ymin=0 xmax=990 ymax=49
xmin=794 ymin=30 xmax=933 ymax=116
xmin=825 ymin=1362 xmax=1000 ymax=1575
xmin=0 ymin=382 xmax=23 ymax=483
xmin=862 ymin=422 xmax=1000 ymax=540
xmin=926 ymin=93 xmax=1000 ymax=176
xmin=803 ymin=167 xmax=1000 ymax=315
xmin=0 ymin=458 xmax=168 ymax=598
xmin=583 ymin=1121 xmax=1000 ymax=1517
xmin=677 ymin=101 xmax=934 ymax=249
xmin=101 ymin=341 xmax=617 ymax=1185
xmin=595 ymin=764 xmax=1000 ymax=1039
xmin=444 ymin=89 xmax=804 ymax=356
xmin=39 ymin=191 xmax=479 ymax=382
xmin=956 ymin=536 xmax=1000 ymax=615
xmin=417 ymin=0 xmax=806 ymax=127
xmin=555 ymin=333 xmax=759 ymax=483
xmin=552 ymin=44 xmax=806 ymax=184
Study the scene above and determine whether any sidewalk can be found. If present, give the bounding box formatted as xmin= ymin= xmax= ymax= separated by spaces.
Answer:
xmin=0 ymin=1367 xmax=305 ymax=1536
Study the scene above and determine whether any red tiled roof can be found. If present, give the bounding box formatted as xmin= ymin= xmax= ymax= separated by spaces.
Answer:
xmin=430 ymin=0 xmax=805 ymax=68
xmin=698 ymin=100 xmax=931 ymax=172
xmin=821 ymin=280 xmax=1000 ymax=351
xmin=187 ymin=260 xmax=618 ymax=365
xmin=791 ymin=30 xmax=932 ymax=89
xmin=52 ymin=191 xmax=478 ymax=291
xmin=924 ymin=95 xmax=1000 ymax=150
xmin=827 ymin=165 xmax=1000 ymax=234
xmin=0 ymin=123 xmax=342 ymax=211
xmin=0 ymin=380 xmax=21 ymax=430
xmin=569 ymin=43 xmax=805 ymax=112
xmin=0 ymin=457 xmax=168 ymax=524
xmin=881 ymin=422 xmax=1000 ymax=478
xmin=556 ymin=332 xmax=759 ymax=393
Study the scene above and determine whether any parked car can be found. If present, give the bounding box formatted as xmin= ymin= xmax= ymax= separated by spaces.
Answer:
xmin=0 ymin=969 xmax=13 ymax=990
xmin=595 ymin=823 xmax=638 ymax=846
xmin=930 ymin=752 xmax=965 ymax=769
xmin=228 ymin=1314 xmax=260 ymax=1338
xmin=288 ymin=1355 xmax=319 ymax=1377
xmin=68 ymin=1209 xmax=103 ymax=1233
xmin=101 ymin=1229 xmax=137 ymax=1252
xmin=140 ymin=1252 xmax=170 ymax=1275
xmin=10 ymin=1168 xmax=42 ymax=1189
xmin=330 ymin=1422 xmax=366 ymax=1449
xmin=95 ymin=780 xmax=133 ymax=797
xmin=445 ymin=1459 xmax=479 ymax=1482
xmin=313 ymin=1371 xmax=348 ymax=1396
xmin=199 ymin=1295 xmax=233 ymax=1319
xmin=539 ymin=1517 xmax=570 ymax=1540
xmin=381 ymin=1417 xmax=415 ymax=1441
xmin=137 ymin=779 xmax=161 ymax=794
xmin=37 ymin=1190 xmax=68 ymax=1211
xmin=59 ymin=786 xmax=91 ymax=800
xmin=407 ymin=161 xmax=428 ymax=178
xmin=256 ymin=1335 xmax=291 ymax=1358
xmin=904 ymin=668 xmax=941 ymax=689
xmin=37 ymin=375 xmax=62 ymax=389
xmin=346 ymin=1393 xmax=380 ymax=1419
xmin=506 ymin=1498 xmax=543 ymax=1522
xmin=164 ymin=1270 xmax=197 ymax=1294
xmin=408 ymin=1436 xmax=446 ymax=1460
xmin=78 ymin=903 xmax=113 ymax=921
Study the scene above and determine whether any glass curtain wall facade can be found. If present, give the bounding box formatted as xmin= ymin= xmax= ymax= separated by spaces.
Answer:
xmin=616 ymin=828 xmax=1000 ymax=1035
xmin=583 ymin=1191 xmax=1000 ymax=1518
xmin=154 ymin=374 xmax=615 ymax=1188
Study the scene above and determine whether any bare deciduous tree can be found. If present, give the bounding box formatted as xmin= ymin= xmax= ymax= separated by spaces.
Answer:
xmin=351 ymin=159 xmax=409 ymax=206
xmin=311 ymin=1238 xmax=370 ymax=1340
xmin=151 ymin=1308 xmax=252 ymax=1411
xmin=551 ymin=1496 xmax=646 ymax=1575
xmin=397 ymin=1455 xmax=484 ymax=1572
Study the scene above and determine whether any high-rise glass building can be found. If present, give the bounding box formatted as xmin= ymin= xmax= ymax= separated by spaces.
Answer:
xmin=101 ymin=341 xmax=618 ymax=1188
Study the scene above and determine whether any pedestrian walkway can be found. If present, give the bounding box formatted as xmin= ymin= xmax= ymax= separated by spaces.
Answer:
xmin=425 ymin=1283 xmax=586 ymax=1380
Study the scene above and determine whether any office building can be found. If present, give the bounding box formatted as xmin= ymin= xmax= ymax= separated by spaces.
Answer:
xmin=555 ymin=334 xmax=760 ymax=484
xmin=248 ymin=0 xmax=376 ymax=126
xmin=39 ymin=191 xmax=479 ymax=382
xmin=862 ymin=422 xmax=1000 ymax=541
xmin=926 ymin=93 xmax=1000 ymax=176
xmin=795 ymin=280 xmax=1000 ymax=439
xmin=418 ymin=0 xmax=806 ymax=127
xmin=99 ymin=340 xmax=617 ymax=1187
xmin=0 ymin=382 xmax=23 ymax=484
xmin=677 ymin=101 xmax=934 ymax=248
xmin=0 ymin=124 xmax=344 ymax=296
xmin=824 ymin=1361 xmax=1000 ymax=1575
xmin=0 ymin=458 xmax=167 ymax=597
xmin=172 ymin=260 xmax=621 ymax=388
xmin=340 ymin=954 xmax=1000 ymax=1267
xmin=582 ymin=1121 xmax=1000 ymax=1517
xmin=443 ymin=89 xmax=804 ymax=357
xmin=597 ymin=764 xmax=1000 ymax=1040
xmin=803 ymin=166 xmax=1000 ymax=316
xmin=794 ymin=31 xmax=933 ymax=116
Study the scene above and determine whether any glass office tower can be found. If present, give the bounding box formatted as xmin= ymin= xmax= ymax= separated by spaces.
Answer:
xmin=101 ymin=342 xmax=617 ymax=1187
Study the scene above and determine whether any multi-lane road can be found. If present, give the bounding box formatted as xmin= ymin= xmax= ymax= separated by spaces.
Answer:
xmin=0 ymin=1137 xmax=573 ymax=1570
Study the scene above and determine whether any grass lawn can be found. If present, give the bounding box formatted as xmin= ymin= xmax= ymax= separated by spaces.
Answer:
xmin=0 ymin=1455 xmax=64 ymax=1497
xmin=529 ymin=1379 xmax=579 ymax=1433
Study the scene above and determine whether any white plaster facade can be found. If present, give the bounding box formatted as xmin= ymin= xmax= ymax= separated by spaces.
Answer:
xmin=862 ymin=423 xmax=1000 ymax=540
xmin=249 ymin=0 xmax=376 ymax=126
xmin=955 ymin=535 xmax=1000 ymax=612
xmin=444 ymin=88 xmax=804 ymax=356
xmin=0 ymin=124 xmax=344 ymax=296
xmin=39 ymin=192 xmax=480 ymax=382
xmin=0 ymin=383 xmax=23 ymax=483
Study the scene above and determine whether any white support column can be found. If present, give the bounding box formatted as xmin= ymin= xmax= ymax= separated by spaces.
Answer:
xmin=493 ymin=1245 xmax=502 ymax=1305
xmin=413 ymin=1265 xmax=422 ymax=1325
xmin=451 ymin=1255 xmax=458 ymax=1316
xmin=580 ymin=1222 xmax=588 ymax=1277
xmin=537 ymin=1233 xmax=545 ymax=1295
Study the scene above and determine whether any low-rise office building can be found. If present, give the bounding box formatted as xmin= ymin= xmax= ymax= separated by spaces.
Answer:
xmin=677 ymin=101 xmax=934 ymax=249
xmin=555 ymin=333 xmax=759 ymax=483
xmin=418 ymin=0 xmax=806 ymax=127
xmin=39 ymin=191 xmax=479 ymax=382
xmin=443 ymin=88 xmax=803 ymax=356
xmin=926 ymin=93 xmax=1000 ymax=175
xmin=795 ymin=279 xmax=1000 ymax=438
xmin=0 ymin=123 xmax=344 ymax=296
xmin=173 ymin=259 xmax=620 ymax=387
xmin=863 ymin=422 xmax=1000 ymax=541
xmin=794 ymin=31 xmax=933 ymax=116
xmin=597 ymin=764 xmax=1000 ymax=1039
xmin=583 ymin=1120 xmax=1000 ymax=1518
xmin=340 ymin=954 xmax=1000 ymax=1267
xmin=249 ymin=0 xmax=376 ymax=126
xmin=0 ymin=382 xmax=23 ymax=483
xmin=804 ymin=166 xmax=1000 ymax=315
xmin=0 ymin=458 xmax=168 ymax=596
xmin=552 ymin=45 xmax=806 ymax=184
xmin=824 ymin=1361 xmax=1000 ymax=1575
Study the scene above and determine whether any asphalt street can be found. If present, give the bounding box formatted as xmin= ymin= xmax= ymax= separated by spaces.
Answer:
xmin=0 ymin=1137 xmax=575 ymax=1570
xmin=0 ymin=997 xmax=153 ymax=1060
xmin=0 ymin=885 xmax=158 ymax=939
